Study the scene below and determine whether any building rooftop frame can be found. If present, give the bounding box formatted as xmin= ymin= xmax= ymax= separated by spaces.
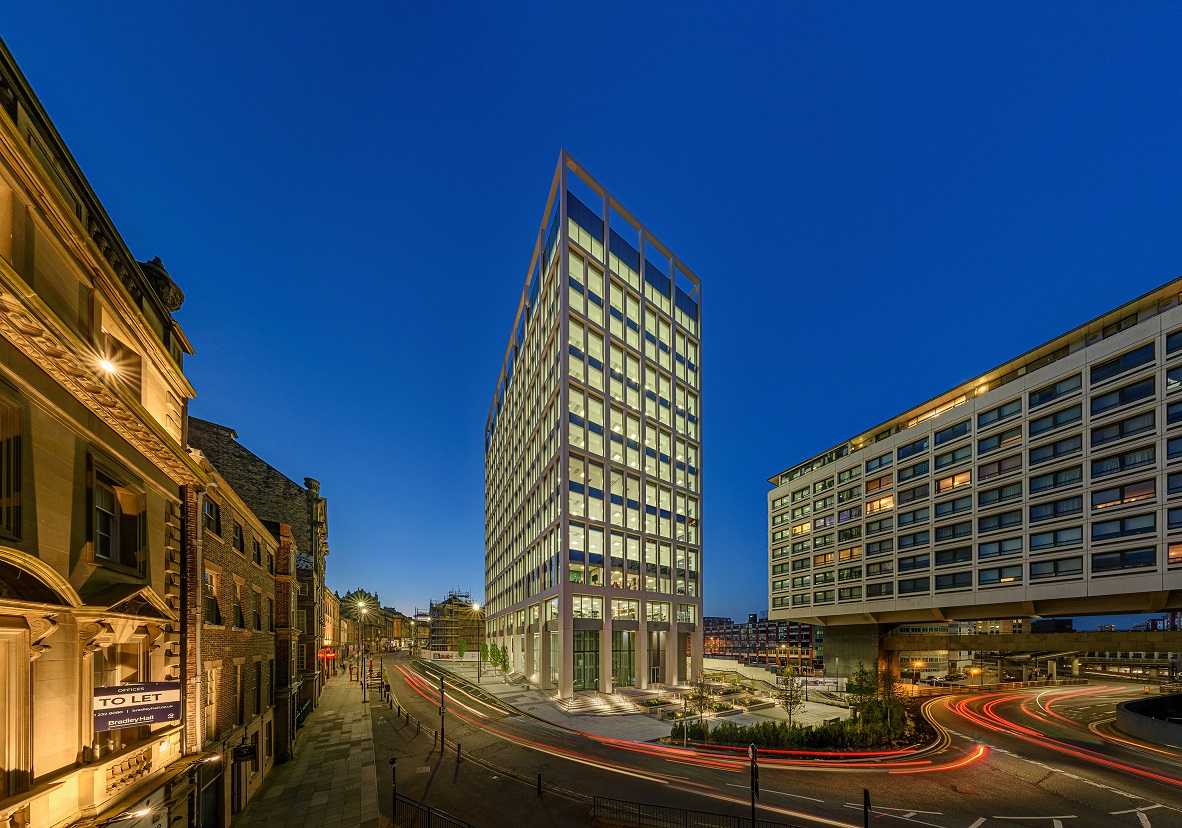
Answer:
xmin=485 ymin=148 xmax=702 ymax=438
xmin=769 ymin=275 xmax=1182 ymax=485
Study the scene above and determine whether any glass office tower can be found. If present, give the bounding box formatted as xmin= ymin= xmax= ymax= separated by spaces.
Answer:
xmin=484 ymin=151 xmax=703 ymax=698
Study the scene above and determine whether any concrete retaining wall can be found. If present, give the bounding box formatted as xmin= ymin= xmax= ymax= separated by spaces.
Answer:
xmin=1115 ymin=694 xmax=1182 ymax=750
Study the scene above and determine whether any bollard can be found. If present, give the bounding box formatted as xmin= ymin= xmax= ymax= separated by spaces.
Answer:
xmin=434 ymin=730 xmax=438 ymax=747
xmin=457 ymin=743 xmax=462 ymax=763
xmin=537 ymin=773 xmax=542 ymax=797
xmin=416 ymin=721 xmax=421 ymax=735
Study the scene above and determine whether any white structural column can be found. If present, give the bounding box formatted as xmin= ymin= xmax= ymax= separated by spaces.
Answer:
xmin=559 ymin=623 xmax=574 ymax=698
xmin=665 ymin=627 xmax=681 ymax=686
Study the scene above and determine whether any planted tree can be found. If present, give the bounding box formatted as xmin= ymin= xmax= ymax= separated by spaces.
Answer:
xmin=686 ymin=673 xmax=715 ymax=732
xmin=457 ymin=638 xmax=468 ymax=659
xmin=776 ymin=666 xmax=807 ymax=727
xmin=479 ymin=642 xmax=489 ymax=663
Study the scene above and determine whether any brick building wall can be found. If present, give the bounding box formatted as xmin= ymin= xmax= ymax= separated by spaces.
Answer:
xmin=187 ymin=417 xmax=329 ymax=718
xmin=185 ymin=451 xmax=282 ymax=823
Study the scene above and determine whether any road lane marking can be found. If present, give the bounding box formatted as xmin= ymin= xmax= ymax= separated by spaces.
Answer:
xmin=725 ymin=783 xmax=823 ymax=802
xmin=993 ymin=817 xmax=1076 ymax=828
xmin=1112 ymin=804 xmax=1165 ymax=828
xmin=966 ymin=820 xmax=985 ymax=828
xmin=839 ymin=804 xmax=945 ymax=828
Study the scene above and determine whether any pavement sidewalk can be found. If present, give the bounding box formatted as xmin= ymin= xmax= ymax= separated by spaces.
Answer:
xmin=235 ymin=671 xmax=390 ymax=828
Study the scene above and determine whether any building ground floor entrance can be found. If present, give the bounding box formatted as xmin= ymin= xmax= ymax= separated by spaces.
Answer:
xmin=573 ymin=630 xmax=599 ymax=691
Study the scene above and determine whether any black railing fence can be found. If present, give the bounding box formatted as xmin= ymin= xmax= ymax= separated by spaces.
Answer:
xmin=393 ymin=793 xmax=477 ymax=828
xmin=592 ymin=796 xmax=803 ymax=828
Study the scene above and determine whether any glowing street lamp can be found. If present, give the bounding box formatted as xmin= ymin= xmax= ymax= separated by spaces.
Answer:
xmin=969 ymin=666 xmax=982 ymax=689
xmin=912 ymin=659 xmax=925 ymax=688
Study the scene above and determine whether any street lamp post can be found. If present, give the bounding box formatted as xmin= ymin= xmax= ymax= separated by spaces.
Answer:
xmin=912 ymin=659 xmax=924 ymax=690
xmin=969 ymin=667 xmax=982 ymax=689
xmin=357 ymin=602 xmax=370 ymax=704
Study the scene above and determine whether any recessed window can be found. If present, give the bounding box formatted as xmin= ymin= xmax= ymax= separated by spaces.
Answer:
xmin=978 ymin=453 xmax=1022 ymax=481
xmin=935 ymin=495 xmax=972 ymax=518
xmin=866 ymin=582 xmax=893 ymax=597
xmin=1092 ymin=512 xmax=1155 ymax=542
xmin=1091 ymin=479 xmax=1155 ymax=511
xmin=898 ymin=530 xmax=930 ymax=549
xmin=1091 ymin=343 xmax=1154 ymax=385
xmin=866 ymin=539 xmax=894 ymax=556
xmin=897 ymin=437 xmax=929 ymax=461
xmin=898 ymin=460 xmax=930 ymax=483
xmin=865 ymin=452 xmax=892 ymax=473
xmin=936 ymin=471 xmax=971 ymax=493
xmin=1092 ymin=411 xmax=1154 ymax=447
xmin=233 ymin=522 xmax=245 ymax=554
xmin=935 ymin=571 xmax=972 ymax=590
xmin=898 ymin=553 xmax=929 ymax=572
xmin=978 ymin=565 xmax=1022 ymax=586
xmin=935 ymin=444 xmax=972 ymax=470
xmin=978 ymin=537 xmax=1023 ymax=559
xmin=935 ymin=521 xmax=971 ymax=542
xmin=1030 ymin=465 xmax=1082 ymax=493
xmin=979 ymin=509 xmax=1022 ymax=533
xmin=837 ymin=466 xmax=862 ymax=484
xmin=204 ymin=499 xmax=222 ymax=535
xmin=1030 ymin=496 xmax=1082 ymax=523
xmin=1029 ymin=374 xmax=1081 ymax=409
xmin=979 ymin=482 xmax=1022 ymax=507
xmin=866 ymin=561 xmax=893 ymax=576
xmin=934 ymin=419 xmax=971 ymax=446
xmin=897 ymin=507 xmax=929 ymax=528
xmin=1030 ymin=526 xmax=1083 ymax=551
xmin=897 ymin=577 xmax=929 ymax=595
xmin=92 ymin=464 xmax=144 ymax=572
xmin=866 ymin=473 xmax=893 ymax=494
xmin=1092 ymin=547 xmax=1155 ymax=573
xmin=1091 ymin=445 xmax=1155 ymax=479
xmin=1029 ymin=404 xmax=1081 ymax=437
xmin=1091 ymin=378 xmax=1154 ymax=417
xmin=865 ymin=518 xmax=893 ymax=536
xmin=979 ymin=426 xmax=1022 ymax=456
xmin=1030 ymin=556 xmax=1083 ymax=580
xmin=898 ymin=484 xmax=929 ymax=505
xmin=1030 ymin=435 xmax=1082 ymax=466
xmin=978 ymin=398 xmax=1021 ymax=428
xmin=935 ymin=545 xmax=972 ymax=566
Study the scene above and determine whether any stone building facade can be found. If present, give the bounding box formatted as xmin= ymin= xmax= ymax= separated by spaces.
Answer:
xmin=185 ymin=418 xmax=330 ymax=727
xmin=0 ymin=37 xmax=207 ymax=828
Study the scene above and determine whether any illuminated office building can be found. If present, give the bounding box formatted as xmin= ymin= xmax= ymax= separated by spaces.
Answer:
xmin=768 ymin=279 xmax=1182 ymax=670
xmin=485 ymin=151 xmax=703 ymax=697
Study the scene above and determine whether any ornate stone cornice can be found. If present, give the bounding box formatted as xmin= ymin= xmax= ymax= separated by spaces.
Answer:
xmin=0 ymin=276 xmax=204 ymax=487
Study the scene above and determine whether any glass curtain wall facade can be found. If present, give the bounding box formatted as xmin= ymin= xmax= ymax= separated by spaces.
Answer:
xmin=485 ymin=150 xmax=703 ymax=697
xmin=768 ymin=280 xmax=1182 ymax=631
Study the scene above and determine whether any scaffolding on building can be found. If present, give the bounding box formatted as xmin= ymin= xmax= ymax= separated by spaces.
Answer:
xmin=424 ymin=590 xmax=484 ymax=652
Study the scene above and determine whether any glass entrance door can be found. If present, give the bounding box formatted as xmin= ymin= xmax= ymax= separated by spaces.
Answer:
xmin=573 ymin=630 xmax=599 ymax=691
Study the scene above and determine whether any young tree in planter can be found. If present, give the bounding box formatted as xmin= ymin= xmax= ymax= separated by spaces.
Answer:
xmin=776 ymin=666 xmax=807 ymax=727
xmin=457 ymin=639 xmax=468 ymax=659
xmin=848 ymin=661 xmax=878 ymax=726
xmin=499 ymin=644 xmax=510 ymax=675
xmin=479 ymin=642 xmax=489 ymax=664
xmin=686 ymin=673 xmax=715 ymax=733
xmin=877 ymin=666 xmax=907 ymax=732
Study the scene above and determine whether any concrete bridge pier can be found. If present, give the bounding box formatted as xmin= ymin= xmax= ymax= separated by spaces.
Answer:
xmin=821 ymin=624 xmax=892 ymax=687
xmin=1071 ymin=657 xmax=1080 ymax=677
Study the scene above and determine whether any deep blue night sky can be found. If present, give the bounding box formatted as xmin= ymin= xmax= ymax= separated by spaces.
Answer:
xmin=5 ymin=5 xmax=1182 ymax=625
